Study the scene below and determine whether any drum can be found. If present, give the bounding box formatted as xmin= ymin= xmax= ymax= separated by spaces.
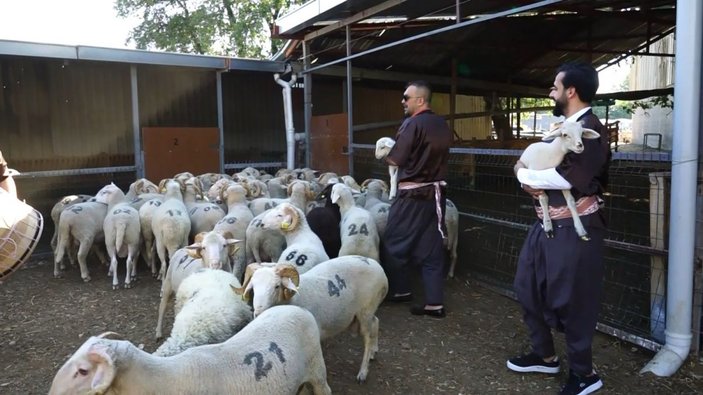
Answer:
xmin=0 ymin=189 xmax=44 ymax=280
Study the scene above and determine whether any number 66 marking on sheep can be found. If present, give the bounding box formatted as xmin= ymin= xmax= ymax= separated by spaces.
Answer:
xmin=327 ymin=274 xmax=347 ymax=297
xmin=243 ymin=342 xmax=286 ymax=381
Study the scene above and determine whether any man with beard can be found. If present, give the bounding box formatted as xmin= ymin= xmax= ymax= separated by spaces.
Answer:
xmin=381 ymin=80 xmax=452 ymax=318
xmin=507 ymin=62 xmax=611 ymax=395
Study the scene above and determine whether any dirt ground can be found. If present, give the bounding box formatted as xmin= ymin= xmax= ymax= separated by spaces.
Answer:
xmin=1 ymin=258 xmax=701 ymax=395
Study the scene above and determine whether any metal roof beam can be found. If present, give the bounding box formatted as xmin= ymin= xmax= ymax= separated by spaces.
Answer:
xmin=301 ymin=0 xmax=564 ymax=75
xmin=304 ymin=0 xmax=407 ymax=41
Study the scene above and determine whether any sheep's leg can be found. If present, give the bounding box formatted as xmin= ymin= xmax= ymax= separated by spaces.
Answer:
xmin=355 ymin=313 xmax=375 ymax=383
xmin=76 ymin=239 xmax=93 ymax=282
xmin=155 ymin=281 xmax=172 ymax=340
xmin=53 ymin=243 xmax=67 ymax=279
xmin=92 ymin=245 xmax=109 ymax=267
xmin=154 ymin=236 xmax=168 ymax=280
xmin=562 ymin=189 xmax=590 ymax=241
xmin=447 ymin=237 xmax=458 ymax=279
xmin=370 ymin=315 xmax=379 ymax=359
xmin=537 ymin=193 xmax=554 ymax=238
xmin=124 ymin=246 xmax=137 ymax=288
xmin=109 ymin=255 xmax=120 ymax=290
xmin=388 ymin=166 xmax=398 ymax=200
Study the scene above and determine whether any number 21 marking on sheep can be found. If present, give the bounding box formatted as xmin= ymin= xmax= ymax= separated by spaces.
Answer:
xmin=243 ymin=342 xmax=286 ymax=381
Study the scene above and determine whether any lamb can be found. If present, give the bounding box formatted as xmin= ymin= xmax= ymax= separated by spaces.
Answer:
xmin=155 ymin=231 xmax=241 ymax=340
xmin=261 ymin=203 xmax=329 ymax=274
xmin=375 ymin=137 xmax=399 ymax=199
xmin=236 ymin=256 xmax=388 ymax=382
xmin=517 ymin=121 xmax=600 ymax=240
xmin=245 ymin=211 xmax=286 ymax=264
xmin=50 ymin=194 xmax=95 ymax=269
xmin=49 ymin=305 xmax=331 ymax=395
xmin=53 ymin=184 xmax=121 ymax=281
xmin=154 ymin=269 xmax=252 ymax=356
xmin=151 ymin=179 xmax=191 ymax=280
xmin=361 ymin=179 xmax=391 ymax=236
xmin=101 ymin=183 xmax=142 ymax=290
xmin=213 ymin=184 xmax=253 ymax=280
xmin=331 ymin=183 xmax=380 ymax=261
xmin=138 ymin=197 xmax=163 ymax=277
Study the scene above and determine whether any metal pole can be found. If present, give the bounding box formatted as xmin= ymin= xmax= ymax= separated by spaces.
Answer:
xmin=129 ymin=65 xmax=143 ymax=179
xmin=641 ymin=0 xmax=702 ymax=377
xmin=216 ymin=70 xmax=225 ymax=173
xmin=346 ymin=25 xmax=354 ymax=176
xmin=303 ymin=41 xmax=313 ymax=168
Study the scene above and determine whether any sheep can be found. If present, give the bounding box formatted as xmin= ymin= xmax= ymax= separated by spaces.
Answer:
xmin=49 ymin=305 xmax=331 ymax=395
xmin=306 ymin=183 xmax=341 ymax=259
xmin=155 ymin=231 xmax=241 ymax=340
xmin=101 ymin=183 xmax=142 ymax=290
xmin=361 ymin=179 xmax=391 ymax=236
xmin=245 ymin=211 xmax=286 ymax=264
xmin=213 ymin=184 xmax=253 ymax=280
xmin=261 ymin=203 xmax=329 ymax=274
xmin=331 ymin=183 xmax=380 ymax=261
xmin=50 ymin=194 xmax=94 ymax=269
xmin=137 ymin=197 xmax=164 ymax=277
xmin=235 ymin=256 xmax=388 ymax=383
xmin=248 ymin=179 xmax=312 ymax=216
xmin=151 ymin=179 xmax=191 ymax=280
xmin=53 ymin=184 xmax=121 ymax=282
xmin=445 ymin=198 xmax=459 ymax=279
xmin=517 ymin=121 xmax=600 ymax=240
xmin=375 ymin=137 xmax=399 ymax=199
xmin=154 ymin=269 xmax=252 ymax=356
xmin=183 ymin=177 xmax=226 ymax=240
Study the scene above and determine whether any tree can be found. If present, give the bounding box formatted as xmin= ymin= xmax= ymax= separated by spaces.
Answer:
xmin=115 ymin=0 xmax=306 ymax=58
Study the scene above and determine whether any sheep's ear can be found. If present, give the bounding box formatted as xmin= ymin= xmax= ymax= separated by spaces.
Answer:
xmin=281 ymin=277 xmax=299 ymax=300
xmin=185 ymin=244 xmax=203 ymax=259
xmin=330 ymin=187 xmax=340 ymax=204
xmin=193 ymin=232 xmax=207 ymax=244
xmin=87 ymin=343 xmax=115 ymax=393
xmin=542 ymin=126 xmax=563 ymax=142
xmin=582 ymin=128 xmax=600 ymax=139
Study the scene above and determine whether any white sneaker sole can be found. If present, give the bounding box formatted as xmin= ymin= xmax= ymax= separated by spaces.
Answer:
xmin=506 ymin=360 xmax=560 ymax=374
xmin=575 ymin=379 xmax=603 ymax=395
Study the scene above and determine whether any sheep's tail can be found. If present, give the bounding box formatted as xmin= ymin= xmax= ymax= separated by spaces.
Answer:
xmin=54 ymin=216 xmax=71 ymax=262
xmin=115 ymin=222 xmax=127 ymax=253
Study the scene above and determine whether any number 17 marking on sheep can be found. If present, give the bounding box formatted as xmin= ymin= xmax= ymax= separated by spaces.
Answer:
xmin=243 ymin=342 xmax=286 ymax=381
xmin=327 ymin=274 xmax=347 ymax=297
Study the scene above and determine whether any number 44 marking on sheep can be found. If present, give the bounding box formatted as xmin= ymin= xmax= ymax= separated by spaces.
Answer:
xmin=243 ymin=342 xmax=286 ymax=381
xmin=328 ymin=274 xmax=347 ymax=297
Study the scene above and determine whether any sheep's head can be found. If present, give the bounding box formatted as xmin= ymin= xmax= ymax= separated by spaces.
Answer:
xmin=375 ymin=137 xmax=396 ymax=159
xmin=287 ymin=180 xmax=315 ymax=201
xmin=316 ymin=172 xmax=339 ymax=185
xmin=94 ymin=183 xmax=123 ymax=205
xmin=331 ymin=183 xmax=352 ymax=205
xmin=221 ymin=184 xmax=247 ymax=205
xmin=234 ymin=263 xmax=300 ymax=317
xmin=542 ymin=121 xmax=600 ymax=154
xmin=49 ymin=336 xmax=118 ymax=395
xmin=261 ymin=203 xmax=301 ymax=232
xmin=341 ymin=175 xmax=362 ymax=193
xmin=130 ymin=178 xmax=158 ymax=195
xmin=185 ymin=231 xmax=240 ymax=271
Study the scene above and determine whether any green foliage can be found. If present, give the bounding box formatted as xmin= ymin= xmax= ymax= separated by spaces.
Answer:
xmin=115 ymin=0 xmax=306 ymax=58
xmin=623 ymin=95 xmax=674 ymax=115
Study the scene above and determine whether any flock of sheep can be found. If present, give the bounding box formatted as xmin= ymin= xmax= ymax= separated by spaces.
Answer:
xmin=46 ymin=166 xmax=460 ymax=394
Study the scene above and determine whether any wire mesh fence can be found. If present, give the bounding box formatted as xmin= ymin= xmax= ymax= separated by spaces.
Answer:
xmin=352 ymin=144 xmax=690 ymax=353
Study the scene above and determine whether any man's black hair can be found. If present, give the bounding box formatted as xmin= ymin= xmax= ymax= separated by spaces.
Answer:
xmin=557 ymin=62 xmax=599 ymax=103
xmin=407 ymin=80 xmax=432 ymax=103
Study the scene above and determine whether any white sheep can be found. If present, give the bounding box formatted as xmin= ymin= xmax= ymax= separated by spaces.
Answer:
xmin=245 ymin=211 xmax=286 ymax=264
xmin=518 ymin=121 xmax=600 ymax=240
xmin=53 ymin=184 xmax=120 ymax=281
xmin=375 ymin=137 xmax=398 ymax=199
xmin=183 ymin=177 xmax=226 ymax=240
xmin=50 ymin=194 xmax=94 ymax=269
xmin=154 ymin=269 xmax=252 ymax=356
xmin=213 ymin=184 xmax=253 ymax=280
xmin=138 ymin=197 xmax=163 ymax=277
xmin=331 ymin=183 xmax=380 ymax=261
xmin=49 ymin=305 xmax=332 ymax=395
xmin=101 ymin=183 xmax=142 ymax=290
xmin=261 ymin=203 xmax=329 ymax=274
xmin=235 ymin=255 xmax=388 ymax=383
xmin=155 ymin=231 xmax=241 ymax=340
xmin=152 ymin=179 xmax=192 ymax=280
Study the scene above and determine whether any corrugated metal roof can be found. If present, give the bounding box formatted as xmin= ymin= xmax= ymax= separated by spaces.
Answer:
xmin=275 ymin=0 xmax=676 ymax=95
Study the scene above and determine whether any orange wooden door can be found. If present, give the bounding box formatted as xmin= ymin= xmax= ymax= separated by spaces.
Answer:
xmin=142 ymin=127 xmax=220 ymax=182
xmin=310 ymin=113 xmax=349 ymax=175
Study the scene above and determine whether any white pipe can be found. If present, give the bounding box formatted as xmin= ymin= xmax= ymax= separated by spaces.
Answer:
xmin=274 ymin=71 xmax=297 ymax=170
xmin=641 ymin=0 xmax=702 ymax=377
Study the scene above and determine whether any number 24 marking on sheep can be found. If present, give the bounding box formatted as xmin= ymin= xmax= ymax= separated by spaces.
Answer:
xmin=243 ymin=342 xmax=286 ymax=381
xmin=327 ymin=274 xmax=347 ymax=297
